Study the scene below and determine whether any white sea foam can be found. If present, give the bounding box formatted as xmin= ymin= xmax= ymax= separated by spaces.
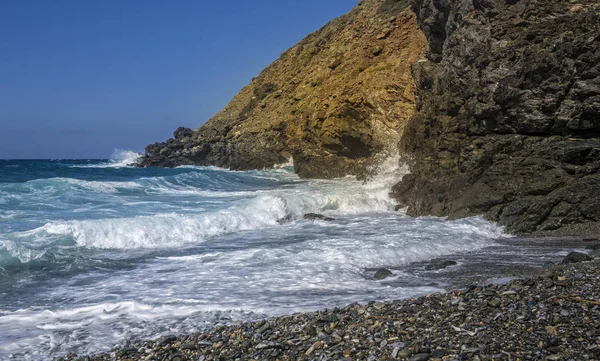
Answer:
xmin=66 ymin=178 xmax=143 ymax=194
xmin=71 ymin=149 xmax=142 ymax=168
xmin=0 ymin=155 xmax=514 ymax=360
xmin=32 ymin=197 xmax=286 ymax=249
xmin=0 ymin=212 xmax=503 ymax=359
xmin=9 ymin=157 xmax=408 ymax=251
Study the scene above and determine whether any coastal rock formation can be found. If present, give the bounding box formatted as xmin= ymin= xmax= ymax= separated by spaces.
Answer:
xmin=393 ymin=0 xmax=600 ymax=235
xmin=139 ymin=0 xmax=426 ymax=179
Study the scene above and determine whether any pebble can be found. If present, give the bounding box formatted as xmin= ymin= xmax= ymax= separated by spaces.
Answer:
xmin=58 ymin=258 xmax=600 ymax=361
xmin=409 ymin=353 xmax=431 ymax=361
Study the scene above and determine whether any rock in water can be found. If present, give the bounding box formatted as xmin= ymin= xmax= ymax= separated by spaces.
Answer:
xmin=374 ymin=268 xmax=393 ymax=280
xmin=562 ymin=252 xmax=593 ymax=264
xmin=303 ymin=213 xmax=335 ymax=221
xmin=138 ymin=0 xmax=427 ymax=179
xmin=393 ymin=0 xmax=600 ymax=236
xmin=425 ymin=259 xmax=457 ymax=271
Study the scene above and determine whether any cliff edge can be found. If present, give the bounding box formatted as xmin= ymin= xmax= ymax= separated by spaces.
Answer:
xmin=393 ymin=0 xmax=600 ymax=235
xmin=139 ymin=0 xmax=426 ymax=179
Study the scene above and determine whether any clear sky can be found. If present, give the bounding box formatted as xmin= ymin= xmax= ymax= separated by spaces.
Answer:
xmin=0 ymin=0 xmax=356 ymax=159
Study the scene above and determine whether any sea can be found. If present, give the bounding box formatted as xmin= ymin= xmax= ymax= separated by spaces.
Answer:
xmin=0 ymin=150 xmax=589 ymax=360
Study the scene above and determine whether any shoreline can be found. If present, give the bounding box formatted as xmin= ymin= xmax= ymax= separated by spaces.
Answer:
xmin=57 ymin=242 xmax=600 ymax=361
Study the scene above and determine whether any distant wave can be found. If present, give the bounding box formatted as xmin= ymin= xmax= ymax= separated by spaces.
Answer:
xmin=71 ymin=149 xmax=142 ymax=168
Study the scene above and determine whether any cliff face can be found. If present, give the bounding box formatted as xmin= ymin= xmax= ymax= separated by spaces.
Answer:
xmin=139 ymin=0 xmax=427 ymax=179
xmin=393 ymin=0 xmax=600 ymax=235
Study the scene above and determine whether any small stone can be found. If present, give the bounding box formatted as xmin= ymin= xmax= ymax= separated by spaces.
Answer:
xmin=488 ymin=299 xmax=501 ymax=308
xmin=256 ymin=341 xmax=282 ymax=350
xmin=570 ymin=4 xmax=584 ymax=13
xmin=431 ymin=349 xmax=447 ymax=358
xmin=257 ymin=323 xmax=271 ymax=334
xmin=409 ymin=353 xmax=431 ymax=361
xmin=397 ymin=350 xmax=412 ymax=358
xmin=306 ymin=341 xmax=321 ymax=356
xmin=158 ymin=335 xmax=177 ymax=346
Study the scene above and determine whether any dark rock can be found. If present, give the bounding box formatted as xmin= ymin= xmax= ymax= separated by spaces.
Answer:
xmin=173 ymin=127 xmax=194 ymax=139
xmin=488 ymin=299 xmax=502 ymax=308
xmin=158 ymin=335 xmax=177 ymax=346
xmin=256 ymin=322 xmax=271 ymax=334
xmin=562 ymin=252 xmax=593 ymax=264
xmin=425 ymin=259 xmax=457 ymax=271
xmin=409 ymin=353 xmax=430 ymax=361
xmin=374 ymin=268 xmax=393 ymax=280
xmin=394 ymin=0 xmax=600 ymax=236
xmin=303 ymin=213 xmax=335 ymax=221
xmin=181 ymin=343 xmax=196 ymax=350
xmin=431 ymin=348 xmax=446 ymax=358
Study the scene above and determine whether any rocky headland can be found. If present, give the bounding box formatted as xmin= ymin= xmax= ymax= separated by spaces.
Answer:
xmin=140 ymin=0 xmax=600 ymax=234
xmin=139 ymin=0 xmax=426 ymax=179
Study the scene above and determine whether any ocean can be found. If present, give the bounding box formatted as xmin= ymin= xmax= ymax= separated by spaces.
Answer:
xmin=0 ymin=152 xmax=584 ymax=360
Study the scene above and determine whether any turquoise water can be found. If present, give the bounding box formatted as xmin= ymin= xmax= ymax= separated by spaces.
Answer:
xmin=0 ymin=154 xmax=508 ymax=359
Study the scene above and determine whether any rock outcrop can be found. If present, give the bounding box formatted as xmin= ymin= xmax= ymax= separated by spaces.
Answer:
xmin=393 ymin=0 xmax=600 ymax=235
xmin=139 ymin=0 xmax=426 ymax=179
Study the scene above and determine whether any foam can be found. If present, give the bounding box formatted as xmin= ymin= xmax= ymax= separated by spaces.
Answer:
xmin=24 ymin=194 xmax=286 ymax=249
xmin=71 ymin=149 xmax=141 ymax=168
xmin=0 ymin=301 xmax=260 ymax=359
xmin=0 ymin=155 xmax=514 ymax=360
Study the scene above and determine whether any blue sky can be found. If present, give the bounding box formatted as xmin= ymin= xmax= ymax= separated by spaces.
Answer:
xmin=0 ymin=0 xmax=356 ymax=159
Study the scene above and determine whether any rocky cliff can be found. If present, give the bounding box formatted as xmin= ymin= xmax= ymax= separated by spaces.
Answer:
xmin=139 ymin=0 xmax=426 ymax=179
xmin=393 ymin=0 xmax=600 ymax=235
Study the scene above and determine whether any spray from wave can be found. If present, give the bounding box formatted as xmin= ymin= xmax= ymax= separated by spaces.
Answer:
xmin=70 ymin=149 xmax=142 ymax=168
xmin=109 ymin=149 xmax=142 ymax=167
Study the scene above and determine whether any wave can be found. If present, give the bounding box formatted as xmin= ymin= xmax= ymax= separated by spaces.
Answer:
xmin=0 ymin=155 xmax=508 ymax=264
xmin=71 ymin=149 xmax=142 ymax=168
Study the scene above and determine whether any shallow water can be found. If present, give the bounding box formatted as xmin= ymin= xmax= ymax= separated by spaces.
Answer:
xmin=0 ymin=153 xmax=588 ymax=360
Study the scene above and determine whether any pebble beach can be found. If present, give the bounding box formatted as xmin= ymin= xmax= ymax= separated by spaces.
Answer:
xmin=56 ymin=246 xmax=600 ymax=361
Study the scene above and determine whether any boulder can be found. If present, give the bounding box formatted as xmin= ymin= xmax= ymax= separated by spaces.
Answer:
xmin=303 ymin=213 xmax=335 ymax=221
xmin=425 ymin=259 xmax=457 ymax=271
xmin=561 ymin=252 xmax=593 ymax=264
xmin=173 ymin=127 xmax=194 ymax=139
xmin=374 ymin=268 xmax=393 ymax=280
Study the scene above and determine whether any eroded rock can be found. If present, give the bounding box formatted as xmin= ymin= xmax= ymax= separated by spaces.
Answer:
xmin=394 ymin=0 xmax=600 ymax=236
